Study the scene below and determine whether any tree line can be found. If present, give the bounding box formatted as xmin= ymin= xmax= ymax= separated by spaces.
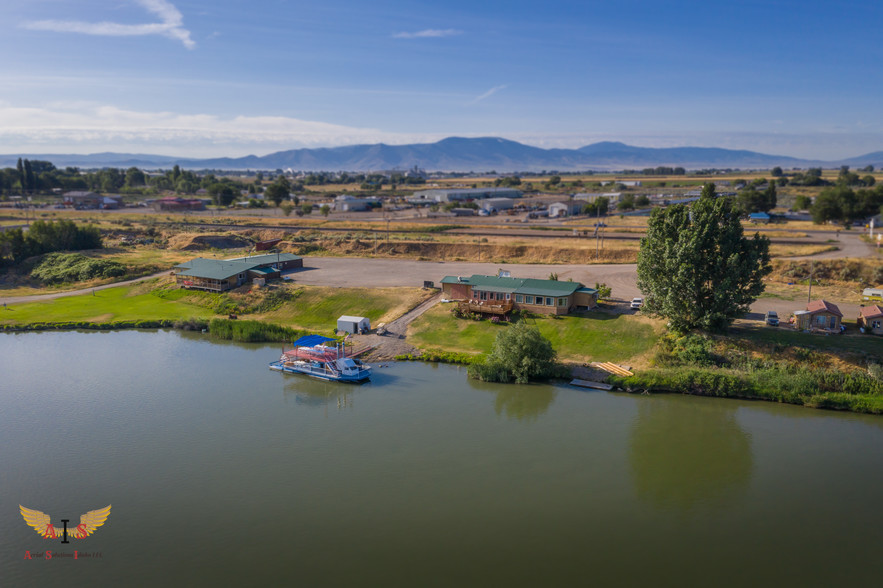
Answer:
xmin=0 ymin=220 xmax=102 ymax=266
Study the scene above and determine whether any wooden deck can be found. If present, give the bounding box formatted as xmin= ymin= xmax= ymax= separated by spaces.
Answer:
xmin=458 ymin=300 xmax=514 ymax=315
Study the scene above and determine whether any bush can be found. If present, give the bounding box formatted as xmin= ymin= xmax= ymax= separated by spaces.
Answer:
xmin=30 ymin=252 xmax=126 ymax=285
xmin=467 ymin=321 xmax=563 ymax=384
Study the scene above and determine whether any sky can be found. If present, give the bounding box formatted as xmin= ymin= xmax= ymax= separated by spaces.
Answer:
xmin=2 ymin=0 xmax=882 ymax=160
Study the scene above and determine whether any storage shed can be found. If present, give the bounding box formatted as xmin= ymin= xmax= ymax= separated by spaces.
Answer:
xmin=337 ymin=315 xmax=371 ymax=335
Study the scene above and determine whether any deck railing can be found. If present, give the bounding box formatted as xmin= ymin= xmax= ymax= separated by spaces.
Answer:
xmin=458 ymin=300 xmax=514 ymax=315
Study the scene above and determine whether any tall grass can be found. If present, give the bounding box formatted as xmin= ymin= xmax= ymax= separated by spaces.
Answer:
xmin=207 ymin=318 xmax=306 ymax=343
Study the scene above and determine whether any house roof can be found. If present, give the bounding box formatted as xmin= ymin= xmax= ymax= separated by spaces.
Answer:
xmin=860 ymin=305 xmax=883 ymax=319
xmin=175 ymin=258 xmax=257 ymax=280
xmin=805 ymin=299 xmax=843 ymax=317
xmin=225 ymin=253 xmax=302 ymax=264
xmin=338 ymin=315 xmax=368 ymax=322
xmin=440 ymin=274 xmax=585 ymax=297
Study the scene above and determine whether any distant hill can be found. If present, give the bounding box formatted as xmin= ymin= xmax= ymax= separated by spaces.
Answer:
xmin=1 ymin=137 xmax=877 ymax=172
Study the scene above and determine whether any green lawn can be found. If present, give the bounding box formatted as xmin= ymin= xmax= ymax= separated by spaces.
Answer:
xmin=731 ymin=324 xmax=883 ymax=357
xmin=0 ymin=285 xmax=216 ymax=325
xmin=263 ymin=287 xmax=429 ymax=331
xmin=408 ymin=304 xmax=660 ymax=363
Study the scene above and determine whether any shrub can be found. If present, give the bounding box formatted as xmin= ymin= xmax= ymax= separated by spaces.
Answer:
xmin=467 ymin=321 xmax=563 ymax=384
xmin=30 ymin=252 xmax=126 ymax=285
xmin=208 ymin=318 xmax=305 ymax=343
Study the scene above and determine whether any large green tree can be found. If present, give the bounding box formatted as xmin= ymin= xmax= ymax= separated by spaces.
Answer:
xmin=468 ymin=321 xmax=560 ymax=384
xmin=637 ymin=185 xmax=772 ymax=332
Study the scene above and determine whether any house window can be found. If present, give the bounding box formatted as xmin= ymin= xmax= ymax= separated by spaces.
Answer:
xmin=480 ymin=291 xmax=488 ymax=301
xmin=546 ymin=297 xmax=554 ymax=306
xmin=558 ymin=297 xmax=567 ymax=307
xmin=816 ymin=315 xmax=825 ymax=325
xmin=506 ymin=293 xmax=511 ymax=301
xmin=515 ymin=294 xmax=523 ymax=303
xmin=873 ymin=320 xmax=881 ymax=328
xmin=526 ymin=295 xmax=534 ymax=304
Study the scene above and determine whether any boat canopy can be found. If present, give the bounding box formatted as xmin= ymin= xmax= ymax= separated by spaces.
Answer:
xmin=292 ymin=334 xmax=337 ymax=347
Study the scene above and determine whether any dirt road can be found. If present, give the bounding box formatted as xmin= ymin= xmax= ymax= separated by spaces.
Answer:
xmin=0 ymin=270 xmax=171 ymax=306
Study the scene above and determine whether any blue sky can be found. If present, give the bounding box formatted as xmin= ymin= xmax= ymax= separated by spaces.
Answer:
xmin=2 ymin=0 xmax=882 ymax=159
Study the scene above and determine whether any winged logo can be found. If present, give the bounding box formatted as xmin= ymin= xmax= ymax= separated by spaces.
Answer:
xmin=20 ymin=505 xmax=111 ymax=539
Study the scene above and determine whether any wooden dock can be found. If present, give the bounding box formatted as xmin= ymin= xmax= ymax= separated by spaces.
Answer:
xmin=590 ymin=362 xmax=634 ymax=377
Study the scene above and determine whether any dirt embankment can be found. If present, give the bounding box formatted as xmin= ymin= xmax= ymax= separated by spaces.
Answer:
xmin=166 ymin=233 xmax=254 ymax=250
xmin=281 ymin=238 xmax=638 ymax=264
xmin=771 ymin=258 xmax=883 ymax=286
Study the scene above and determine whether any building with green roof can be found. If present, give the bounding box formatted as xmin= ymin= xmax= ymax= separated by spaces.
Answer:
xmin=440 ymin=274 xmax=597 ymax=315
xmin=174 ymin=253 xmax=303 ymax=292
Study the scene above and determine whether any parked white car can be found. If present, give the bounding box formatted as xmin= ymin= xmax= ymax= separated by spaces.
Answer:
xmin=630 ymin=297 xmax=643 ymax=310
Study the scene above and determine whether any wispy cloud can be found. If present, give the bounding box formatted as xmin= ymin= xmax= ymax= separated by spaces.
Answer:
xmin=22 ymin=0 xmax=195 ymax=49
xmin=472 ymin=85 xmax=507 ymax=104
xmin=0 ymin=103 xmax=445 ymax=157
xmin=392 ymin=28 xmax=462 ymax=39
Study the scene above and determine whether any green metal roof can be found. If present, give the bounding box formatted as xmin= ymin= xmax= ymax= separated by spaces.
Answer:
xmin=440 ymin=274 xmax=585 ymax=297
xmin=176 ymin=258 xmax=257 ymax=280
xmin=225 ymin=253 xmax=302 ymax=264
xmin=249 ymin=266 xmax=276 ymax=275
xmin=515 ymin=278 xmax=582 ymax=297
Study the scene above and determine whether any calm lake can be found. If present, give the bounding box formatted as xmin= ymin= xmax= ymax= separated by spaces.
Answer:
xmin=2 ymin=330 xmax=882 ymax=586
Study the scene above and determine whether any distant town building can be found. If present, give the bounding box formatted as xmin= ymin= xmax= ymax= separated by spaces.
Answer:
xmin=332 ymin=194 xmax=381 ymax=212
xmin=152 ymin=197 xmax=207 ymax=211
xmin=479 ymin=197 xmax=516 ymax=212
xmin=573 ymin=192 xmax=621 ymax=204
xmin=410 ymin=187 xmax=522 ymax=203
xmin=548 ymin=201 xmax=583 ymax=218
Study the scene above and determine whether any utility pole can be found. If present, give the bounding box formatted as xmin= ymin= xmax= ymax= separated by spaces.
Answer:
xmin=807 ymin=258 xmax=814 ymax=303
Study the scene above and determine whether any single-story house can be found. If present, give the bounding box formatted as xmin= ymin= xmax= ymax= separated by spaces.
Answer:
xmin=858 ymin=305 xmax=883 ymax=335
xmin=63 ymin=191 xmax=121 ymax=209
xmin=337 ymin=315 xmax=370 ymax=335
xmin=174 ymin=253 xmax=303 ymax=292
xmin=153 ymin=196 xmax=207 ymax=211
xmin=794 ymin=299 xmax=843 ymax=332
xmin=440 ymin=274 xmax=597 ymax=316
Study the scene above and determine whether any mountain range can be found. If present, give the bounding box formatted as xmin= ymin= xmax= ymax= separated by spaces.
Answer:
xmin=3 ymin=137 xmax=883 ymax=172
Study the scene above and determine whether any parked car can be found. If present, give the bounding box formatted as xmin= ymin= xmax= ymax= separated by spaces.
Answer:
xmin=630 ymin=297 xmax=643 ymax=310
xmin=765 ymin=311 xmax=779 ymax=326
xmin=593 ymin=222 xmax=608 ymax=227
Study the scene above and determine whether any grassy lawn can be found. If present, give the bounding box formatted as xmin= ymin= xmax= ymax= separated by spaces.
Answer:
xmin=408 ymin=304 xmax=660 ymax=363
xmin=255 ymin=286 xmax=432 ymax=332
xmin=731 ymin=324 xmax=883 ymax=357
xmin=1 ymin=281 xmax=430 ymax=333
xmin=0 ymin=284 xmax=217 ymax=324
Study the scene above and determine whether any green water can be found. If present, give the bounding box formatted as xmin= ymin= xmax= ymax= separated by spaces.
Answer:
xmin=2 ymin=330 xmax=882 ymax=586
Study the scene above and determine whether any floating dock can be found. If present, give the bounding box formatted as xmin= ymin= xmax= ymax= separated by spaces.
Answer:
xmin=569 ymin=379 xmax=614 ymax=391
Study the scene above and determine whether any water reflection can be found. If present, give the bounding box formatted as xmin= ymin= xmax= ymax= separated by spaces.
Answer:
xmin=629 ymin=397 xmax=753 ymax=510
xmin=282 ymin=376 xmax=358 ymax=409
xmin=492 ymin=385 xmax=557 ymax=421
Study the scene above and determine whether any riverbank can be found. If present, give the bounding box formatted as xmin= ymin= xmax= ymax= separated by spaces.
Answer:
xmin=3 ymin=274 xmax=883 ymax=415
